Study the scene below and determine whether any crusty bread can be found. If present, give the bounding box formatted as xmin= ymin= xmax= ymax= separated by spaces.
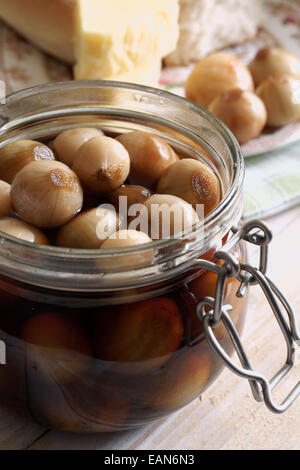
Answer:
xmin=165 ymin=0 xmax=265 ymax=66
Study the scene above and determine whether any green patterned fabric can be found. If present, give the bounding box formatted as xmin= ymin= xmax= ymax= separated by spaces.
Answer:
xmin=243 ymin=141 xmax=300 ymax=220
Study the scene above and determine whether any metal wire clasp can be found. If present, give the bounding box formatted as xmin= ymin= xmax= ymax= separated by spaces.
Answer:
xmin=196 ymin=220 xmax=300 ymax=414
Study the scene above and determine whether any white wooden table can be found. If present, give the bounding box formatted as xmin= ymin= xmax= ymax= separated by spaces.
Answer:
xmin=0 ymin=206 xmax=299 ymax=450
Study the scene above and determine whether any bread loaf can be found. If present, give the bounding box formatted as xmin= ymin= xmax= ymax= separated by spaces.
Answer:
xmin=165 ymin=0 xmax=264 ymax=66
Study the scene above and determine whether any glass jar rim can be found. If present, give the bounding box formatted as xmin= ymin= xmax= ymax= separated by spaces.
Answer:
xmin=0 ymin=80 xmax=244 ymax=290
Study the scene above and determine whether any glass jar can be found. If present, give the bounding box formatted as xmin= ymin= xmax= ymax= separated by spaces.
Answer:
xmin=0 ymin=82 xmax=298 ymax=432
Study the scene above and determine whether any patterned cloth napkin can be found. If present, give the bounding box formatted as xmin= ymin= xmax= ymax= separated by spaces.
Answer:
xmin=243 ymin=142 xmax=300 ymax=221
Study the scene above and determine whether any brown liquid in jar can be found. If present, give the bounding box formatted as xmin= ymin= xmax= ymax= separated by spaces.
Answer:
xmin=0 ymin=241 xmax=247 ymax=432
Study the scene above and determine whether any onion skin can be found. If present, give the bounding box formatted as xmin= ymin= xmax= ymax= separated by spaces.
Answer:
xmin=148 ymin=352 xmax=211 ymax=410
xmin=101 ymin=230 xmax=152 ymax=249
xmin=0 ymin=180 xmax=12 ymax=217
xmin=157 ymin=159 xmax=221 ymax=216
xmin=92 ymin=297 xmax=184 ymax=375
xmin=53 ymin=127 xmax=103 ymax=167
xmin=256 ymin=74 xmax=300 ymax=127
xmin=72 ymin=136 xmax=130 ymax=194
xmin=208 ymin=89 xmax=267 ymax=144
xmin=100 ymin=230 xmax=153 ymax=270
xmin=21 ymin=312 xmax=91 ymax=384
xmin=0 ymin=140 xmax=55 ymax=184
xmin=143 ymin=194 xmax=199 ymax=240
xmin=107 ymin=184 xmax=152 ymax=213
xmin=56 ymin=207 xmax=122 ymax=249
xmin=0 ymin=217 xmax=49 ymax=245
xmin=11 ymin=161 xmax=83 ymax=228
xmin=116 ymin=132 xmax=178 ymax=187
xmin=185 ymin=52 xmax=254 ymax=108
xmin=249 ymin=47 xmax=300 ymax=87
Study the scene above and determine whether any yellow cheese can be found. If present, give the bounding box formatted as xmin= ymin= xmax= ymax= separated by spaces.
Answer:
xmin=74 ymin=0 xmax=179 ymax=84
xmin=103 ymin=60 xmax=162 ymax=87
xmin=0 ymin=0 xmax=76 ymax=64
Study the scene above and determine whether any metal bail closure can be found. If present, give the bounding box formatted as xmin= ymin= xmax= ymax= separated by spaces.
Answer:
xmin=196 ymin=220 xmax=300 ymax=414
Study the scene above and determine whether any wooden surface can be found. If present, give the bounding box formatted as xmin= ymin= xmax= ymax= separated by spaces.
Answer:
xmin=0 ymin=206 xmax=299 ymax=450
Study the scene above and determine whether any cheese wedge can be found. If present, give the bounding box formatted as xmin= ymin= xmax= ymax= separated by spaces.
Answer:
xmin=104 ymin=61 xmax=162 ymax=87
xmin=74 ymin=0 xmax=179 ymax=83
xmin=0 ymin=0 xmax=76 ymax=64
xmin=0 ymin=0 xmax=179 ymax=86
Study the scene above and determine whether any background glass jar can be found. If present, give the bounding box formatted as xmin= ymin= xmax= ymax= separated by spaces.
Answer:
xmin=0 ymin=81 xmax=246 ymax=432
